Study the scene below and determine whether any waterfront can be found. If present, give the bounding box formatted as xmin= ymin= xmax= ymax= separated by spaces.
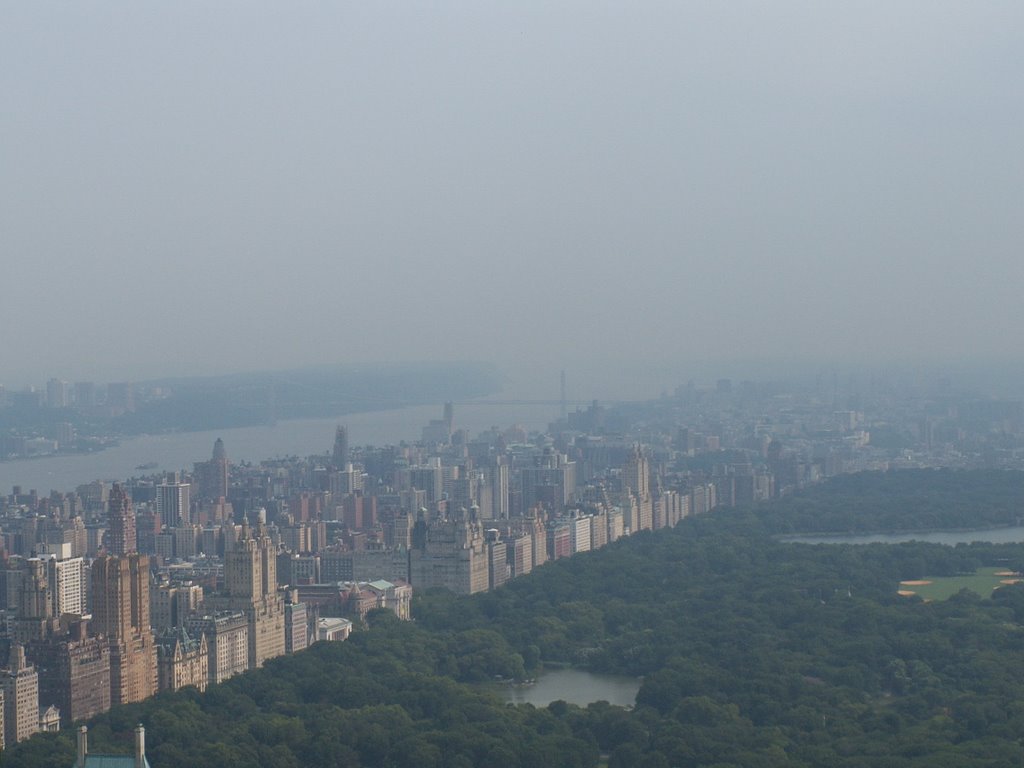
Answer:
xmin=493 ymin=668 xmax=641 ymax=708
xmin=780 ymin=525 xmax=1024 ymax=546
xmin=0 ymin=400 xmax=559 ymax=496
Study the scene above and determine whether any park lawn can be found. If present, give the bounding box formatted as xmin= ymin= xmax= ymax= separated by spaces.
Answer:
xmin=900 ymin=567 xmax=1022 ymax=601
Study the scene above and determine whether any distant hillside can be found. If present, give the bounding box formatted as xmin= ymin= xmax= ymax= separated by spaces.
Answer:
xmin=118 ymin=361 xmax=500 ymax=433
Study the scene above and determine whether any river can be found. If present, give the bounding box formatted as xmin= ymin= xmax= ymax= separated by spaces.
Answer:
xmin=0 ymin=400 xmax=559 ymax=496
xmin=493 ymin=668 xmax=641 ymax=708
xmin=780 ymin=526 xmax=1024 ymax=546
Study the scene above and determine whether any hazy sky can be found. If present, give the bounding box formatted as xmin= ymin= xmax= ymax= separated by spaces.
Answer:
xmin=2 ymin=2 xmax=1022 ymax=390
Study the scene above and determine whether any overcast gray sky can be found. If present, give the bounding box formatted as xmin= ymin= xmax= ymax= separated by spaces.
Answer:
xmin=2 ymin=2 xmax=1022 ymax=391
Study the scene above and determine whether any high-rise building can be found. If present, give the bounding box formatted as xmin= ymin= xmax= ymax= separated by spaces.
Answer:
xmin=284 ymin=592 xmax=308 ymax=655
xmin=150 ymin=580 xmax=204 ymax=632
xmin=622 ymin=445 xmax=653 ymax=532
xmin=31 ymin=621 xmax=111 ymax=726
xmin=409 ymin=506 xmax=489 ymax=595
xmin=623 ymin=444 xmax=650 ymax=499
xmin=332 ymin=426 xmax=349 ymax=468
xmin=12 ymin=558 xmax=53 ymax=646
xmin=106 ymin=484 xmax=136 ymax=556
xmin=46 ymin=555 xmax=85 ymax=618
xmin=491 ymin=460 xmax=509 ymax=519
xmin=46 ymin=379 xmax=70 ymax=409
xmin=205 ymin=520 xmax=285 ymax=670
xmin=156 ymin=478 xmax=191 ymax=528
xmin=195 ymin=439 xmax=230 ymax=501
xmin=90 ymin=554 xmax=158 ymax=706
xmin=1 ymin=645 xmax=39 ymax=746
xmin=409 ymin=460 xmax=444 ymax=504
xmin=520 ymin=450 xmax=577 ymax=513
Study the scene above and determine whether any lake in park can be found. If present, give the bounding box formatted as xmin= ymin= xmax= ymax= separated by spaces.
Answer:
xmin=780 ymin=525 xmax=1024 ymax=547
xmin=493 ymin=668 xmax=641 ymax=708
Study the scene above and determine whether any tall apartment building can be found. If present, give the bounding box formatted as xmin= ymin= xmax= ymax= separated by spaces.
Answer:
xmin=570 ymin=514 xmax=592 ymax=554
xmin=520 ymin=450 xmax=577 ymax=513
xmin=1 ymin=645 xmax=39 ymax=746
xmin=284 ymin=598 xmax=309 ymax=655
xmin=185 ymin=612 xmax=248 ymax=684
xmin=204 ymin=520 xmax=285 ymax=670
xmin=622 ymin=446 xmax=653 ymax=532
xmin=11 ymin=557 xmax=53 ymax=646
xmin=194 ymin=438 xmax=230 ymax=501
xmin=150 ymin=580 xmax=205 ymax=632
xmin=408 ymin=507 xmax=489 ymax=595
xmin=32 ymin=621 xmax=111 ymax=726
xmin=106 ymin=484 xmax=136 ymax=556
xmin=486 ymin=532 xmax=509 ymax=591
xmin=332 ymin=425 xmax=349 ymax=468
xmin=90 ymin=554 xmax=158 ymax=706
xmin=509 ymin=533 xmax=533 ymax=579
xmin=491 ymin=460 xmax=510 ymax=519
xmin=156 ymin=478 xmax=191 ymax=527
xmin=46 ymin=555 xmax=85 ymax=618
xmin=46 ymin=379 xmax=70 ymax=409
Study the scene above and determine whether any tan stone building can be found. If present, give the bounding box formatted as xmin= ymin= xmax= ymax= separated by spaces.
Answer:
xmin=156 ymin=627 xmax=209 ymax=693
xmin=409 ymin=507 xmax=489 ymax=595
xmin=90 ymin=554 xmax=158 ymax=706
xmin=1 ymin=645 xmax=39 ymax=746
xmin=205 ymin=520 xmax=285 ymax=670
xmin=185 ymin=612 xmax=248 ymax=685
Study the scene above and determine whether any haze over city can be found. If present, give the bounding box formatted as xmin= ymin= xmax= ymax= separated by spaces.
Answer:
xmin=3 ymin=2 xmax=1023 ymax=389
xmin=7 ymin=5 xmax=1024 ymax=765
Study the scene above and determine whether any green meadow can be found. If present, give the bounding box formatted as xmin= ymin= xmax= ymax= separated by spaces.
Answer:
xmin=899 ymin=566 xmax=1022 ymax=601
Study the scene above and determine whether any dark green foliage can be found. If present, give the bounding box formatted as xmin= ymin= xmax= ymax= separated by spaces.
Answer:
xmin=747 ymin=468 xmax=1024 ymax=534
xmin=6 ymin=469 xmax=1024 ymax=767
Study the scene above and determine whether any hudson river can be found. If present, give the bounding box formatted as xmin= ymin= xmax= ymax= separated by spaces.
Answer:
xmin=0 ymin=401 xmax=559 ymax=496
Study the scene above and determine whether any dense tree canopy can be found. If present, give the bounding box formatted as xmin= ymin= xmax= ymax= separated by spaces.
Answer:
xmin=6 ymin=469 xmax=1024 ymax=767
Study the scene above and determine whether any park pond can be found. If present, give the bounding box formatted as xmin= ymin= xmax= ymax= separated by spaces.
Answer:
xmin=491 ymin=668 xmax=641 ymax=708
xmin=779 ymin=524 xmax=1024 ymax=547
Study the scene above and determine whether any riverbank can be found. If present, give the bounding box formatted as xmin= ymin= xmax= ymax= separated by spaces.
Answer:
xmin=0 ymin=400 xmax=560 ymax=496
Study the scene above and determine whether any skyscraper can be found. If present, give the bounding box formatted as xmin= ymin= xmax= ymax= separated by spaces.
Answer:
xmin=623 ymin=445 xmax=653 ymax=532
xmin=156 ymin=477 xmax=191 ymax=527
xmin=47 ymin=554 xmax=85 ymax=618
xmin=90 ymin=554 xmax=157 ymax=705
xmin=332 ymin=426 xmax=349 ymax=468
xmin=491 ymin=459 xmax=509 ymax=519
xmin=207 ymin=520 xmax=285 ymax=670
xmin=106 ymin=484 xmax=136 ymax=556
xmin=195 ymin=438 xmax=230 ymax=501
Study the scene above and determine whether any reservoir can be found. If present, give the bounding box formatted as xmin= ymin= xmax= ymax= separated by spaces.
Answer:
xmin=780 ymin=526 xmax=1024 ymax=547
xmin=494 ymin=669 xmax=641 ymax=708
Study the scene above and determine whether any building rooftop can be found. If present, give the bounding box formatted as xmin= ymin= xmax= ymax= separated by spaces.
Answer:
xmin=80 ymin=757 xmax=151 ymax=768
xmin=73 ymin=724 xmax=150 ymax=768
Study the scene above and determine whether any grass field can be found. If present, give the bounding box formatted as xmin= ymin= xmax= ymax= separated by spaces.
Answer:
xmin=898 ymin=567 xmax=1022 ymax=601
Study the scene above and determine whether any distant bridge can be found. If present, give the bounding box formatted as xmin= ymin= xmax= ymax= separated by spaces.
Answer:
xmin=448 ymin=400 xmax=598 ymax=407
